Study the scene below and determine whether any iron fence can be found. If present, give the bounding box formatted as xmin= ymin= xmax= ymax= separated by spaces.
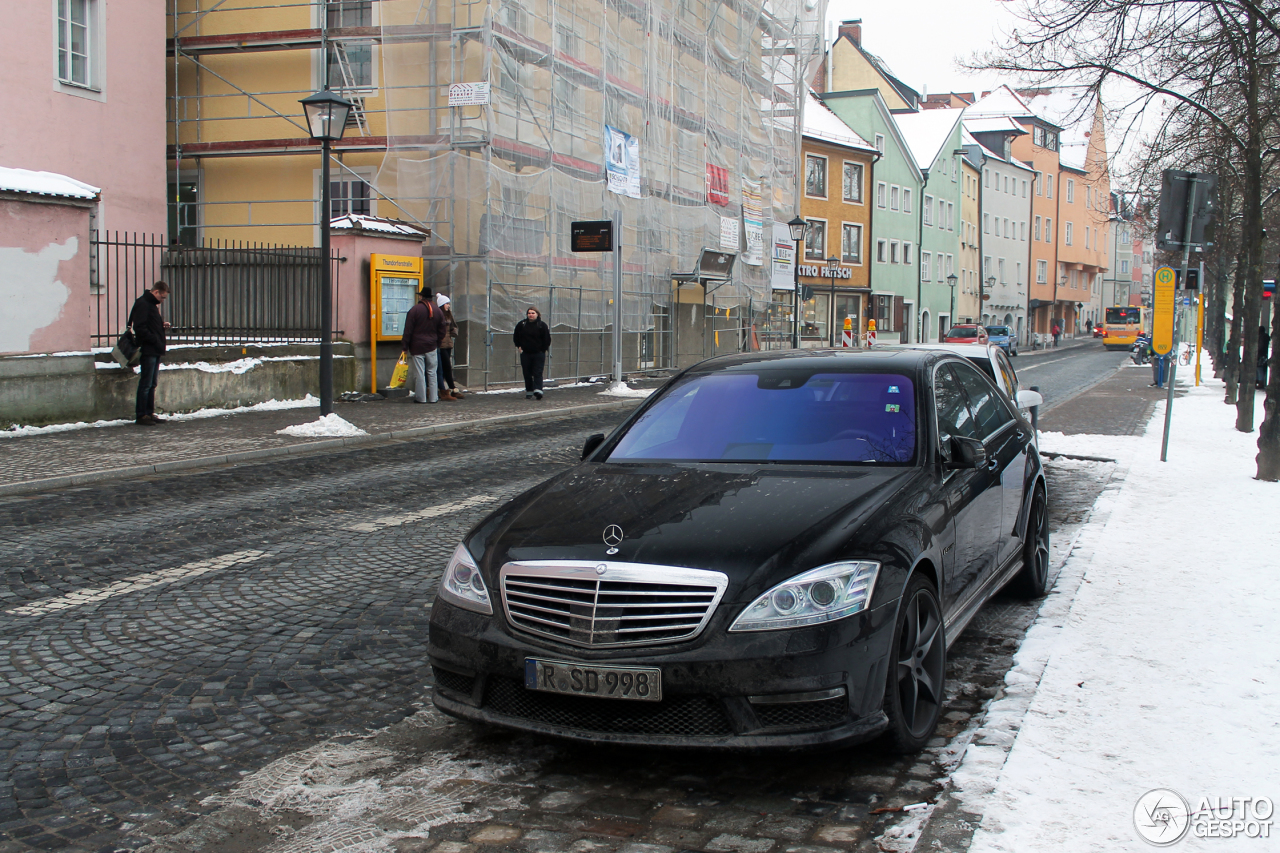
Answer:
xmin=90 ymin=232 xmax=341 ymax=347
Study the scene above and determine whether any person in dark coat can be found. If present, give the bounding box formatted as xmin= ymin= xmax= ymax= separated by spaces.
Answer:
xmin=435 ymin=294 xmax=463 ymax=400
xmin=128 ymin=281 xmax=171 ymax=425
xmin=513 ymin=306 xmax=551 ymax=399
xmin=1260 ymin=325 xmax=1271 ymax=390
xmin=401 ymin=287 xmax=447 ymax=403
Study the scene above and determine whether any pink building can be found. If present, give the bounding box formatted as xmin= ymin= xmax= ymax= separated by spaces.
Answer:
xmin=1 ymin=0 xmax=166 ymax=236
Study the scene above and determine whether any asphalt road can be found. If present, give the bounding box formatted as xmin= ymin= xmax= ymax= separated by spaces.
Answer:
xmin=1009 ymin=341 xmax=1131 ymax=415
xmin=0 ymin=346 xmax=1123 ymax=853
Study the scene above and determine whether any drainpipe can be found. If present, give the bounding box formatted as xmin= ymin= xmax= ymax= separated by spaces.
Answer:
xmin=866 ymin=148 xmax=881 ymax=342
xmin=976 ymin=150 xmax=987 ymax=320
xmin=916 ymin=167 xmax=929 ymax=342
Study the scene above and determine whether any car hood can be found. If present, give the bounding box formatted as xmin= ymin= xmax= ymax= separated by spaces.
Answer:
xmin=469 ymin=463 xmax=921 ymax=595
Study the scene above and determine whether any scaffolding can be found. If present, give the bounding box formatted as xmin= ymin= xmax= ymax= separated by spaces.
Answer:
xmin=168 ymin=0 xmax=825 ymax=384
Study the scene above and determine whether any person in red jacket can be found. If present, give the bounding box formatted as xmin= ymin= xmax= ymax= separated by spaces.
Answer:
xmin=401 ymin=288 xmax=447 ymax=403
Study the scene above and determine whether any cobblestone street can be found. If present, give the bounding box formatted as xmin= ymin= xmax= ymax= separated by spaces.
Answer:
xmin=0 ymin=346 xmax=1128 ymax=853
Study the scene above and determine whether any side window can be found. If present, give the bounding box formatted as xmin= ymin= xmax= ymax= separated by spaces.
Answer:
xmin=995 ymin=350 xmax=1019 ymax=399
xmin=934 ymin=365 xmax=978 ymax=442
xmin=952 ymin=362 xmax=1015 ymax=440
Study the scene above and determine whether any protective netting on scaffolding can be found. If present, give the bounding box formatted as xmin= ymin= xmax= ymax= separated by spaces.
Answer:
xmin=374 ymin=0 xmax=824 ymax=334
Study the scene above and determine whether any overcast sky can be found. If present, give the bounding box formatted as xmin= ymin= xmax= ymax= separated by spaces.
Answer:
xmin=823 ymin=0 xmax=1023 ymax=99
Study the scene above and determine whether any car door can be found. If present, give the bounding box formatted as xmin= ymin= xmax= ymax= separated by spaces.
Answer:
xmin=932 ymin=363 xmax=997 ymax=616
xmin=952 ymin=361 xmax=1029 ymax=572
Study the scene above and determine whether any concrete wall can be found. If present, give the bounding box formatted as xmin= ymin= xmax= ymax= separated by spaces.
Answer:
xmin=0 ymin=195 xmax=93 ymax=355
xmin=0 ymin=344 xmax=356 ymax=428
xmin=1 ymin=1 xmax=167 ymax=235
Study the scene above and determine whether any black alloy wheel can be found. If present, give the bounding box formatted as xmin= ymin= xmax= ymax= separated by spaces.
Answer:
xmin=1010 ymin=487 xmax=1050 ymax=598
xmin=882 ymin=575 xmax=945 ymax=753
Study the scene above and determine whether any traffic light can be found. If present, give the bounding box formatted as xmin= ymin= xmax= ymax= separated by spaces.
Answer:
xmin=1156 ymin=170 xmax=1217 ymax=250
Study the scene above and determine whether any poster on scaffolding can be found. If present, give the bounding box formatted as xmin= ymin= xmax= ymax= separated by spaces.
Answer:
xmin=741 ymin=179 xmax=764 ymax=266
xmin=720 ymin=216 xmax=740 ymax=252
xmin=706 ymin=164 xmax=730 ymax=206
xmin=771 ymin=236 xmax=795 ymax=290
xmin=604 ymin=126 xmax=641 ymax=199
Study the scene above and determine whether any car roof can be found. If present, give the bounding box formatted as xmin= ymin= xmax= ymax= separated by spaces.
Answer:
xmin=685 ymin=347 xmax=947 ymax=375
xmin=876 ymin=342 xmax=1001 ymax=360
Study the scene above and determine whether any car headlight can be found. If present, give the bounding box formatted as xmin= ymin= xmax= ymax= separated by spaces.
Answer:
xmin=437 ymin=543 xmax=492 ymax=615
xmin=728 ymin=561 xmax=879 ymax=632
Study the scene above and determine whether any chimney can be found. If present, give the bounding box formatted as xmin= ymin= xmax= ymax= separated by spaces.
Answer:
xmin=839 ymin=19 xmax=862 ymax=47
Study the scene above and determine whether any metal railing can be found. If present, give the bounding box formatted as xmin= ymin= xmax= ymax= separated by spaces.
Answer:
xmin=91 ymin=232 xmax=341 ymax=347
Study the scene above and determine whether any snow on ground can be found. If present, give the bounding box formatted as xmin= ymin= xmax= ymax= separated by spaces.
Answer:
xmin=1 ymin=396 xmax=319 ymax=438
xmin=958 ymin=369 xmax=1280 ymax=852
xmin=472 ymin=380 xmax=598 ymax=394
xmin=275 ymin=413 xmax=367 ymax=438
xmin=597 ymin=380 xmax=654 ymax=398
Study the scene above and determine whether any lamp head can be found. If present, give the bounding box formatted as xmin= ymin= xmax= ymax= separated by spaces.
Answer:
xmin=787 ymin=216 xmax=807 ymax=242
xmin=300 ymin=89 xmax=354 ymax=141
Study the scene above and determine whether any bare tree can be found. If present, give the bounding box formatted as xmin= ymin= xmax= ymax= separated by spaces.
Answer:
xmin=972 ymin=0 xmax=1280 ymax=479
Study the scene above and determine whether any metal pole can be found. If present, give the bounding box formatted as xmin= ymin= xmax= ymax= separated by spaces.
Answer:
xmin=320 ymin=137 xmax=334 ymax=416
xmin=792 ymin=240 xmax=801 ymax=348
xmin=612 ymin=210 xmax=623 ymax=385
xmin=1195 ymin=260 xmax=1205 ymax=386
xmin=1161 ymin=179 xmax=1198 ymax=462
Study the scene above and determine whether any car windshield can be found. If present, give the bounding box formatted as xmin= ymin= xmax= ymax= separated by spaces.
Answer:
xmin=985 ymin=326 xmax=1010 ymax=336
xmin=947 ymin=327 xmax=978 ymax=338
xmin=607 ymin=371 xmax=917 ymax=464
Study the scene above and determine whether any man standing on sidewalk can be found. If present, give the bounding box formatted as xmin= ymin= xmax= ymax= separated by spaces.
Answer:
xmin=401 ymin=287 xmax=446 ymax=404
xmin=129 ymin=281 xmax=171 ymax=426
xmin=513 ymin=306 xmax=551 ymax=400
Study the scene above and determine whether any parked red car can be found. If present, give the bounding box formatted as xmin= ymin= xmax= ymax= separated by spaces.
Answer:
xmin=942 ymin=324 xmax=990 ymax=344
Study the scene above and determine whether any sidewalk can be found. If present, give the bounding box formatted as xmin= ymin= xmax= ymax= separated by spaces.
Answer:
xmin=0 ymin=381 xmax=654 ymax=497
xmin=923 ymin=367 xmax=1279 ymax=851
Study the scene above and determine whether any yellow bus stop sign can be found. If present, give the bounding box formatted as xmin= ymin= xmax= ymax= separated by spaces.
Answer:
xmin=1152 ymin=266 xmax=1176 ymax=355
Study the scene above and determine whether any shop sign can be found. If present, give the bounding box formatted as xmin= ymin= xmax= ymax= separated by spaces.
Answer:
xmin=798 ymin=264 xmax=852 ymax=279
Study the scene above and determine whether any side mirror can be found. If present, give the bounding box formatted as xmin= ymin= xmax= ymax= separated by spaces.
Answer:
xmin=581 ymin=433 xmax=605 ymax=460
xmin=946 ymin=435 xmax=986 ymax=470
xmin=1015 ymin=388 xmax=1044 ymax=410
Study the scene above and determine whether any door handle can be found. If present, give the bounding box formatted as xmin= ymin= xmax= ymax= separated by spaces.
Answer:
xmin=986 ymin=457 xmax=1000 ymax=471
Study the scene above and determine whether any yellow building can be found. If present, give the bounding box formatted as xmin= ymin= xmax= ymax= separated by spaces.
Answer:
xmin=168 ymin=0 xmax=825 ymax=383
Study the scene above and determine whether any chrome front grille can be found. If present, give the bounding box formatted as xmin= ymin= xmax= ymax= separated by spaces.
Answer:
xmin=500 ymin=561 xmax=729 ymax=648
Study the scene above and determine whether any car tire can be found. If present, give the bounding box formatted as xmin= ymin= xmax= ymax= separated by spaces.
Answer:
xmin=1010 ymin=486 xmax=1050 ymax=598
xmin=1011 ymin=348 xmax=1018 ymax=357
xmin=881 ymin=574 xmax=946 ymax=753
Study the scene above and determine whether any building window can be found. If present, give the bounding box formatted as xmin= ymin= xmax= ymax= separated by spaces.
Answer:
xmin=890 ymin=185 xmax=900 ymax=211
xmin=1035 ymin=172 xmax=1042 ymax=195
xmin=841 ymin=223 xmax=862 ymax=264
xmin=1035 ymin=216 xmax=1041 ymax=240
xmin=903 ymin=188 xmax=912 ymax=214
xmin=948 ymin=203 xmax=955 ymax=231
xmin=993 ymin=218 xmax=999 ymax=238
xmin=1120 ymin=259 xmax=1130 ymax=274
xmin=877 ymin=239 xmax=887 ymax=263
xmin=877 ymin=181 xmax=887 ymax=208
xmin=1037 ymin=260 xmax=1048 ymax=283
xmin=890 ymin=240 xmax=900 ymax=264
xmin=1085 ymin=225 xmax=1091 ymax=248
xmin=922 ymin=251 xmax=932 ymax=280
xmin=998 ymin=258 xmax=1006 ymax=284
xmin=327 ymin=0 xmax=375 ymax=89
xmin=924 ymin=195 xmax=934 ymax=226
xmin=1003 ymin=176 xmax=1009 ymax=194
xmin=805 ymin=154 xmax=827 ymax=198
xmin=984 ymin=213 xmax=990 ymax=234
xmin=874 ymin=133 xmax=885 ymax=154
xmin=842 ymin=162 xmax=864 ymax=203
xmin=903 ymin=241 xmax=913 ymax=265
xmin=1045 ymin=218 xmax=1053 ymax=243
xmin=1022 ymin=180 xmax=1028 ymax=198
xmin=167 ymin=177 xmax=199 ymax=247
xmin=1021 ymin=221 xmax=1026 ymax=241
xmin=1016 ymin=262 xmax=1022 ymax=285
xmin=984 ymin=169 xmax=990 ymax=188
xmin=57 ymin=0 xmax=94 ymax=87
xmin=1065 ymin=222 xmax=1073 ymax=245
xmin=1046 ymin=174 xmax=1054 ymax=198
xmin=1066 ymin=179 xmax=1075 ymax=203
xmin=804 ymin=219 xmax=826 ymax=260
xmin=328 ymin=172 xmax=373 ymax=218
xmin=946 ymin=254 xmax=954 ymax=275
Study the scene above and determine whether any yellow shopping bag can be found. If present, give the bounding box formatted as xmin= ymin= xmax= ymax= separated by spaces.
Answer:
xmin=388 ymin=353 xmax=409 ymax=389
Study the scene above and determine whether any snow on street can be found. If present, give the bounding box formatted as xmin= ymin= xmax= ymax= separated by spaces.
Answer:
xmin=956 ymin=371 xmax=1280 ymax=851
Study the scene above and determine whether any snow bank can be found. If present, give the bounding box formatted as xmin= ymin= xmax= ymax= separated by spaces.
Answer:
xmin=275 ymin=413 xmax=367 ymax=438
xmin=597 ymin=381 xmax=654 ymax=398
xmin=1 ymin=395 xmax=320 ymax=438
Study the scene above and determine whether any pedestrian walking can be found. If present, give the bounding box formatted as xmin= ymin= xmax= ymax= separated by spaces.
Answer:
xmin=128 ymin=281 xmax=171 ymax=426
xmin=401 ymin=287 xmax=446 ymax=404
xmin=1051 ymin=322 xmax=1062 ymax=347
xmin=1259 ymin=325 xmax=1271 ymax=390
xmin=1085 ymin=318 xmax=1093 ymax=335
xmin=513 ymin=306 xmax=551 ymax=400
xmin=435 ymin=294 xmax=463 ymax=400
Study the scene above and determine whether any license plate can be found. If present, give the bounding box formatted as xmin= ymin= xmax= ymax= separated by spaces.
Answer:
xmin=525 ymin=658 xmax=662 ymax=702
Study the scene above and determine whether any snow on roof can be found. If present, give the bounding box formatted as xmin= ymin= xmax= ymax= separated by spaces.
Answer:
xmin=803 ymin=91 xmax=876 ymax=152
xmin=329 ymin=214 xmax=428 ymax=237
xmin=894 ymin=108 xmax=963 ymax=171
xmin=0 ymin=166 xmax=99 ymax=200
xmin=1023 ymin=88 xmax=1097 ymax=171
xmin=962 ymin=115 xmax=1028 ymax=136
xmin=963 ymin=85 xmax=1038 ymax=121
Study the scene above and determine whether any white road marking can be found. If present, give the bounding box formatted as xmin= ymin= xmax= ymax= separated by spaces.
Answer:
xmin=4 ymin=550 xmax=266 ymax=617
xmin=347 ymin=495 xmax=499 ymax=532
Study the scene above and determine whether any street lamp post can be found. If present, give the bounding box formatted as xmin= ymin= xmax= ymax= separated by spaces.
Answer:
xmin=946 ymin=272 xmax=958 ymax=330
xmin=986 ymin=276 xmax=996 ymax=325
xmin=300 ymin=88 xmax=353 ymax=417
xmin=788 ymin=216 xmax=807 ymax=348
xmin=826 ymin=255 xmax=840 ymax=346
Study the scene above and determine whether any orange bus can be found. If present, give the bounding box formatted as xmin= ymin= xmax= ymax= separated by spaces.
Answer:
xmin=1102 ymin=305 xmax=1147 ymax=350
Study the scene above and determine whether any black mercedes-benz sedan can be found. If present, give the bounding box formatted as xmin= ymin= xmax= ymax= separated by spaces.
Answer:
xmin=428 ymin=349 xmax=1048 ymax=752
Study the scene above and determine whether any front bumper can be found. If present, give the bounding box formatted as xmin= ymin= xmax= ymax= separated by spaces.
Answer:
xmin=427 ymin=596 xmax=898 ymax=749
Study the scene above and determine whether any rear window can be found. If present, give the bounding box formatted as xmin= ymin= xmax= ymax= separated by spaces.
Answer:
xmin=608 ymin=371 xmax=917 ymax=464
xmin=985 ymin=326 xmax=1010 ymax=336
xmin=947 ymin=327 xmax=979 ymax=338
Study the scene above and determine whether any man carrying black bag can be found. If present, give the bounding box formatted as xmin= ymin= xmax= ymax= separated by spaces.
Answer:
xmin=129 ymin=281 xmax=171 ymax=426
